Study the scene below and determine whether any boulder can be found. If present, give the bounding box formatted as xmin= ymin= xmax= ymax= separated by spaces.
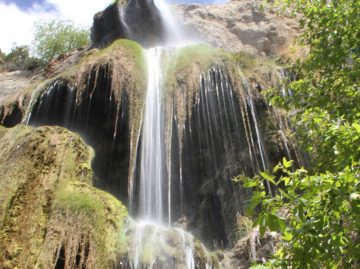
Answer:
xmin=91 ymin=0 xmax=166 ymax=48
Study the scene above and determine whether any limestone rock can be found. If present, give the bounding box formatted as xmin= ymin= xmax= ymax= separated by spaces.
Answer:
xmin=0 ymin=125 xmax=128 ymax=269
xmin=174 ymin=0 xmax=300 ymax=56
xmin=0 ymin=71 xmax=34 ymax=103
xmin=91 ymin=0 xmax=299 ymax=56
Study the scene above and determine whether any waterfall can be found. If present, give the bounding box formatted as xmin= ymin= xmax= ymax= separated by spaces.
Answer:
xmin=17 ymin=0 xmax=300 ymax=267
xmin=126 ymin=1 xmax=216 ymax=268
xmin=153 ymin=0 xmax=185 ymax=45
xmin=129 ymin=45 xmax=215 ymax=269
xmin=139 ymin=47 xmax=166 ymax=222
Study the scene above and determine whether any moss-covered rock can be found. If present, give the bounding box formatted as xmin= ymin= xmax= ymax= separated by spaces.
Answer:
xmin=0 ymin=125 xmax=128 ymax=269
xmin=1 ymin=39 xmax=147 ymax=203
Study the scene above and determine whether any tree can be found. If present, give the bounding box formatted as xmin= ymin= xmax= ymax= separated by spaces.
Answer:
xmin=269 ymin=0 xmax=360 ymax=172
xmin=0 ymin=49 xmax=5 ymax=64
xmin=32 ymin=20 xmax=90 ymax=64
xmin=236 ymin=0 xmax=360 ymax=267
xmin=237 ymin=159 xmax=360 ymax=268
xmin=3 ymin=45 xmax=41 ymax=71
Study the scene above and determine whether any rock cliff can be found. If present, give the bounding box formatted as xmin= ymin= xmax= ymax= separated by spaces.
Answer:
xmin=174 ymin=0 xmax=299 ymax=56
xmin=0 ymin=0 xmax=303 ymax=268
xmin=91 ymin=0 xmax=300 ymax=57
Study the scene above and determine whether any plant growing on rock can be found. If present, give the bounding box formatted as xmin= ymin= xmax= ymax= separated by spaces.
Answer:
xmin=235 ymin=0 xmax=360 ymax=268
xmin=235 ymin=158 xmax=360 ymax=268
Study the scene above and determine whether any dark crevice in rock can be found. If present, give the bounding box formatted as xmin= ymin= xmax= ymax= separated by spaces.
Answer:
xmin=0 ymin=103 xmax=23 ymax=127
xmin=28 ymin=65 xmax=131 ymax=202
xmin=173 ymin=67 xmax=295 ymax=249
xmin=54 ymin=246 xmax=66 ymax=269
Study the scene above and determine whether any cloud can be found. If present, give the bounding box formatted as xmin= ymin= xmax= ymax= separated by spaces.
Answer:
xmin=46 ymin=0 xmax=111 ymax=26
xmin=0 ymin=0 xmax=111 ymax=53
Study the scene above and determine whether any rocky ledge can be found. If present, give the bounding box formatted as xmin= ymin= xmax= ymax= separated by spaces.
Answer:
xmin=174 ymin=0 xmax=299 ymax=56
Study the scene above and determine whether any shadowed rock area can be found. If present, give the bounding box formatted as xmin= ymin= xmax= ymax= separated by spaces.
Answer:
xmin=91 ymin=0 xmax=167 ymax=48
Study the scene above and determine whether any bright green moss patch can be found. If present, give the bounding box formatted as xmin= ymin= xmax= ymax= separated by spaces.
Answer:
xmin=53 ymin=181 xmax=127 ymax=228
xmin=233 ymin=51 xmax=258 ymax=70
xmin=53 ymin=182 xmax=104 ymax=222
xmin=81 ymin=39 xmax=145 ymax=69
xmin=162 ymin=43 xmax=229 ymax=98
xmin=164 ymin=43 xmax=227 ymax=75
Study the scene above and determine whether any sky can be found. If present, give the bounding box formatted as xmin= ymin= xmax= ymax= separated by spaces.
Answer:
xmin=0 ymin=0 xmax=221 ymax=54
xmin=0 ymin=0 xmax=112 ymax=53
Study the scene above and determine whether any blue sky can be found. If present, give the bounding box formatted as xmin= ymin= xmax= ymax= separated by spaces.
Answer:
xmin=5 ymin=0 xmax=215 ymax=9
xmin=4 ymin=0 xmax=47 ymax=10
xmin=0 ymin=0 xmax=223 ymax=53
xmin=0 ymin=0 xmax=112 ymax=52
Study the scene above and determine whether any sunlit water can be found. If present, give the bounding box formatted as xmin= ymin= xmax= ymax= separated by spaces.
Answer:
xmin=127 ymin=0 xmax=212 ymax=267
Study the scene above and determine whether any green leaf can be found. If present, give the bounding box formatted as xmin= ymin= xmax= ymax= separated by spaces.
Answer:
xmin=260 ymin=171 xmax=276 ymax=185
xmin=282 ymin=157 xmax=293 ymax=169
xmin=246 ymin=191 xmax=265 ymax=214
xmin=283 ymin=230 xmax=293 ymax=241
xmin=258 ymin=214 xmax=267 ymax=236
xmin=268 ymin=214 xmax=286 ymax=232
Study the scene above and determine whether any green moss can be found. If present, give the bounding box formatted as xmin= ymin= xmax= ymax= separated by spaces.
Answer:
xmin=81 ymin=39 xmax=145 ymax=69
xmin=164 ymin=43 xmax=226 ymax=76
xmin=231 ymin=50 xmax=280 ymax=86
xmin=162 ymin=43 xmax=229 ymax=101
xmin=0 ymin=125 xmax=130 ymax=268
xmin=53 ymin=182 xmax=103 ymax=221
xmin=233 ymin=51 xmax=258 ymax=70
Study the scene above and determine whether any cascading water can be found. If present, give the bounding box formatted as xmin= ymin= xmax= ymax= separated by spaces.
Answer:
xmin=139 ymin=47 xmax=166 ymax=222
xmin=128 ymin=47 xmax=217 ymax=268
xmin=126 ymin=0 xmax=216 ymax=268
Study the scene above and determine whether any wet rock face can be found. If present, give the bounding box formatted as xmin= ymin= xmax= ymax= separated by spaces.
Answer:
xmin=91 ymin=0 xmax=166 ymax=48
xmin=91 ymin=4 xmax=126 ymax=48
xmin=22 ymin=39 xmax=147 ymax=204
xmin=0 ymin=42 xmax=299 ymax=258
xmin=28 ymin=66 xmax=131 ymax=203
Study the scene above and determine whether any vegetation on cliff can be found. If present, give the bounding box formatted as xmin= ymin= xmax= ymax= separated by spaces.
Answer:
xmin=236 ymin=0 xmax=360 ymax=268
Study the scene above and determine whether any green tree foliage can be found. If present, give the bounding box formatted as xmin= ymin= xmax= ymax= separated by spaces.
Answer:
xmin=235 ymin=0 xmax=360 ymax=267
xmin=3 ymin=45 xmax=41 ymax=71
xmin=0 ymin=49 xmax=5 ymax=64
xmin=32 ymin=20 xmax=90 ymax=64
xmin=269 ymin=0 xmax=360 ymax=172
xmin=4 ymin=45 xmax=29 ymax=65
xmin=236 ymin=159 xmax=360 ymax=268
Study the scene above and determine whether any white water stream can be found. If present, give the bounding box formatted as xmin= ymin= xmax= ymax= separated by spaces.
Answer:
xmin=127 ymin=0 xmax=214 ymax=268
xmin=139 ymin=47 xmax=166 ymax=222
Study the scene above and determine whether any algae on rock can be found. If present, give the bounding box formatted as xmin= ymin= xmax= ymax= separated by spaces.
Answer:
xmin=0 ymin=125 xmax=128 ymax=269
